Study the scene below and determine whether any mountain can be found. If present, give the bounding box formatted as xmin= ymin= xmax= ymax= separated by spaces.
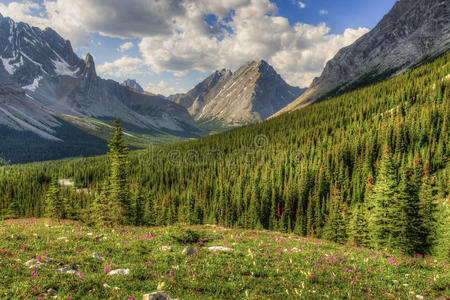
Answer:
xmin=0 ymin=14 xmax=201 ymax=162
xmin=274 ymin=0 xmax=450 ymax=116
xmin=121 ymin=79 xmax=144 ymax=93
xmin=170 ymin=61 xmax=305 ymax=126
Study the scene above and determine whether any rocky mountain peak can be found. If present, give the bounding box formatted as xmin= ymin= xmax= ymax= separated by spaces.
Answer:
xmin=171 ymin=60 xmax=305 ymax=125
xmin=122 ymin=79 xmax=144 ymax=93
xmin=82 ymin=53 xmax=97 ymax=79
xmin=84 ymin=53 xmax=95 ymax=69
xmin=274 ymin=0 xmax=450 ymax=116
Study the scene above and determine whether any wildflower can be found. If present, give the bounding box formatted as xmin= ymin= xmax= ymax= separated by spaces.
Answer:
xmin=169 ymin=270 xmax=173 ymax=276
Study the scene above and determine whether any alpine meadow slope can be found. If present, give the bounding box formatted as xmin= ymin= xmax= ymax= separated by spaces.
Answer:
xmin=1 ymin=52 xmax=448 ymax=258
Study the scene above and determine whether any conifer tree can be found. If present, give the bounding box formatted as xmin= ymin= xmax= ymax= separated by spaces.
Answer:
xmin=419 ymin=164 xmax=436 ymax=251
xmin=45 ymin=177 xmax=65 ymax=219
xmin=89 ymin=187 xmax=115 ymax=226
xmin=390 ymin=167 xmax=422 ymax=254
xmin=131 ymin=185 xmax=144 ymax=226
xmin=369 ymin=145 xmax=398 ymax=248
xmin=348 ymin=203 xmax=370 ymax=247
xmin=107 ymin=119 xmax=131 ymax=224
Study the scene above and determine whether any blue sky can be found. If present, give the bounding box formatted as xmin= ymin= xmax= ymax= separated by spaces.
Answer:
xmin=0 ymin=0 xmax=398 ymax=95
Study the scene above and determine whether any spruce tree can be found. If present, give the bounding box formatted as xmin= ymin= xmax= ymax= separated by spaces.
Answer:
xmin=390 ymin=167 xmax=422 ymax=254
xmin=45 ymin=177 xmax=65 ymax=219
xmin=89 ymin=187 xmax=115 ymax=226
xmin=369 ymin=145 xmax=398 ymax=248
xmin=418 ymin=164 xmax=436 ymax=252
xmin=107 ymin=119 xmax=131 ymax=225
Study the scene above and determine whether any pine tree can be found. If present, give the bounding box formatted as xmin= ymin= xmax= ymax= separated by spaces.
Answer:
xmin=107 ymin=119 xmax=131 ymax=225
xmin=45 ymin=177 xmax=65 ymax=219
xmin=390 ymin=167 xmax=422 ymax=254
xmin=348 ymin=203 xmax=370 ymax=247
xmin=89 ymin=187 xmax=115 ymax=226
xmin=419 ymin=164 xmax=436 ymax=252
xmin=433 ymin=199 xmax=449 ymax=260
xmin=131 ymin=185 xmax=144 ymax=226
xmin=369 ymin=145 xmax=398 ymax=248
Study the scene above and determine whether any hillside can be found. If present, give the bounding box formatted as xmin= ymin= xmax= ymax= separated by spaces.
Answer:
xmin=0 ymin=219 xmax=447 ymax=299
xmin=1 ymin=52 xmax=448 ymax=255
xmin=274 ymin=0 xmax=450 ymax=116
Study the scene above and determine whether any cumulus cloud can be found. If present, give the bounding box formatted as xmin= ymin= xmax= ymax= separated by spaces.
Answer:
xmin=97 ymin=56 xmax=147 ymax=77
xmin=139 ymin=0 xmax=368 ymax=87
xmin=118 ymin=42 xmax=134 ymax=53
xmin=298 ymin=2 xmax=306 ymax=9
xmin=0 ymin=0 xmax=369 ymax=87
xmin=319 ymin=9 xmax=328 ymax=15
xmin=143 ymin=80 xmax=185 ymax=96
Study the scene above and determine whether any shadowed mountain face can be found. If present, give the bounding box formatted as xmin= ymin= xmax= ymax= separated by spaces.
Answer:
xmin=170 ymin=61 xmax=305 ymax=126
xmin=274 ymin=0 xmax=450 ymax=116
xmin=0 ymin=13 xmax=200 ymax=143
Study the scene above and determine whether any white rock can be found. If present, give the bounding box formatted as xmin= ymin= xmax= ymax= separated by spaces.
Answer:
xmin=208 ymin=246 xmax=233 ymax=252
xmin=92 ymin=252 xmax=105 ymax=261
xmin=103 ymin=283 xmax=111 ymax=289
xmin=143 ymin=291 xmax=174 ymax=300
xmin=107 ymin=269 xmax=129 ymax=275
xmin=25 ymin=259 xmax=39 ymax=267
xmin=416 ymin=295 xmax=424 ymax=300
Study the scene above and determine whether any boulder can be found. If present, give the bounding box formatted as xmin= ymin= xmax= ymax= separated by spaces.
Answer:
xmin=92 ymin=252 xmax=105 ymax=261
xmin=182 ymin=246 xmax=194 ymax=256
xmin=143 ymin=291 xmax=175 ymax=300
xmin=208 ymin=246 xmax=233 ymax=252
xmin=107 ymin=269 xmax=130 ymax=275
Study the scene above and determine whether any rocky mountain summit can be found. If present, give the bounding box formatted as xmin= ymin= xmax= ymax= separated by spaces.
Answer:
xmin=0 ymin=13 xmax=200 ymax=142
xmin=171 ymin=60 xmax=305 ymax=126
xmin=121 ymin=79 xmax=144 ymax=93
xmin=275 ymin=0 xmax=450 ymax=116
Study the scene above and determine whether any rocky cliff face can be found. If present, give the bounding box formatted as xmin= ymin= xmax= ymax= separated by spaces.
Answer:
xmin=275 ymin=0 xmax=450 ymax=116
xmin=171 ymin=61 xmax=305 ymax=126
xmin=121 ymin=79 xmax=144 ymax=93
xmin=0 ymin=14 xmax=200 ymax=139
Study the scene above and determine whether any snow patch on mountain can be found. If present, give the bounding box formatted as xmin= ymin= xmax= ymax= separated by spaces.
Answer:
xmin=22 ymin=76 xmax=42 ymax=91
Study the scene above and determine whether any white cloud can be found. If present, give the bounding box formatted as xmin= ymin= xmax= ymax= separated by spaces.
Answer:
xmin=118 ymin=42 xmax=134 ymax=53
xmin=319 ymin=9 xmax=328 ymax=15
xmin=97 ymin=56 xmax=147 ymax=77
xmin=139 ymin=0 xmax=368 ymax=87
xmin=143 ymin=80 xmax=185 ymax=96
xmin=298 ymin=1 xmax=306 ymax=9
xmin=0 ymin=0 xmax=369 ymax=87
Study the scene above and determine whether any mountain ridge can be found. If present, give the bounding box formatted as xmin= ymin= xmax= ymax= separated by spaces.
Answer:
xmin=274 ymin=0 xmax=450 ymax=116
xmin=170 ymin=60 xmax=305 ymax=126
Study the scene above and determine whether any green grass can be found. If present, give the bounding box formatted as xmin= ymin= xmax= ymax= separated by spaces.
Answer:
xmin=0 ymin=219 xmax=448 ymax=299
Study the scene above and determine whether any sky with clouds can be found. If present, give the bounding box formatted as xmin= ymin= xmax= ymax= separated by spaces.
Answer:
xmin=0 ymin=0 xmax=397 ymax=96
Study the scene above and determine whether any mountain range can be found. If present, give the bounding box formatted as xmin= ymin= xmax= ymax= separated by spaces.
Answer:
xmin=0 ymin=0 xmax=449 ymax=163
xmin=0 ymin=14 xmax=201 ymax=139
xmin=274 ymin=0 xmax=450 ymax=116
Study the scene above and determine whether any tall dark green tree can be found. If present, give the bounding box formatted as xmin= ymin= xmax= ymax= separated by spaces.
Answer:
xmin=45 ymin=177 xmax=65 ymax=219
xmin=107 ymin=119 xmax=131 ymax=224
xmin=369 ymin=145 xmax=398 ymax=248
